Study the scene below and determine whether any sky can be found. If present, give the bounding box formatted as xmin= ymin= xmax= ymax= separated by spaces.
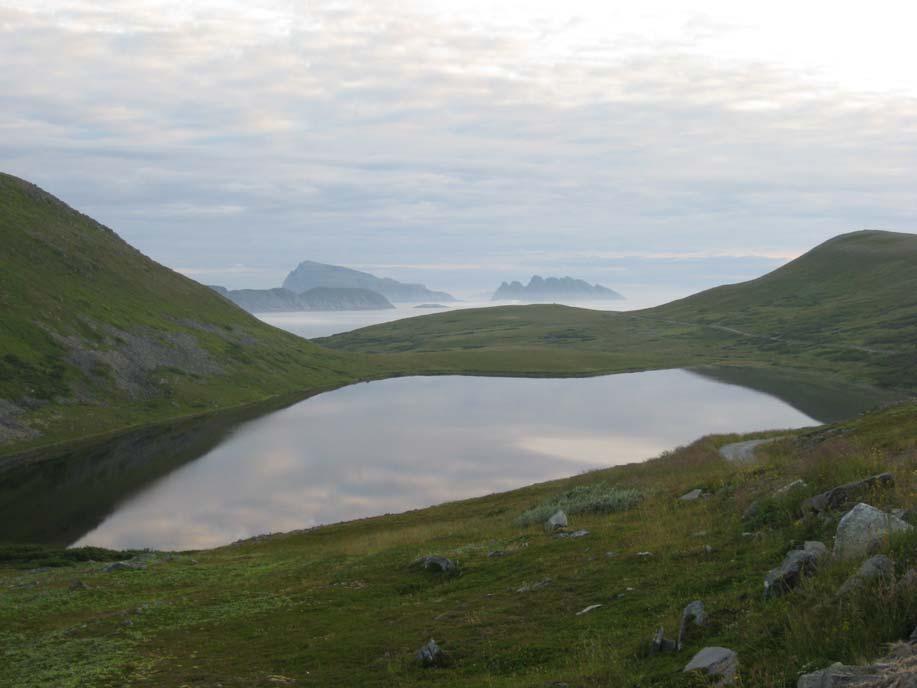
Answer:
xmin=3 ymin=1 xmax=917 ymax=298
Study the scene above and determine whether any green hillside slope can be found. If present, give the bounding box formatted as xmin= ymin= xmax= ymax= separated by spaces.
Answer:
xmin=0 ymin=174 xmax=369 ymax=453
xmin=322 ymin=231 xmax=917 ymax=393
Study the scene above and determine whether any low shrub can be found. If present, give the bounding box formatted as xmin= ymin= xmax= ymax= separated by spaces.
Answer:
xmin=515 ymin=483 xmax=642 ymax=527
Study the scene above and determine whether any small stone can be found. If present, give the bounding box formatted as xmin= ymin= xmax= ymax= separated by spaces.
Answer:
xmin=487 ymin=550 xmax=507 ymax=558
xmin=555 ymin=529 xmax=590 ymax=539
xmin=576 ymin=604 xmax=602 ymax=616
xmin=415 ymin=638 xmax=445 ymax=667
xmin=606 ymin=551 xmax=618 ymax=558
xmin=517 ymin=578 xmax=552 ymax=593
xmin=415 ymin=556 xmax=457 ymax=573
xmin=544 ymin=510 xmax=568 ymax=533
xmin=683 ymin=647 xmax=738 ymax=685
xmin=69 ymin=579 xmax=89 ymax=591
xmin=679 ymin=488 xmax=707 ymax=501
xmin=773 ymin=479 xmax=807 ymax=496
xmin=636 ymin=551 xmax=653 ymax=557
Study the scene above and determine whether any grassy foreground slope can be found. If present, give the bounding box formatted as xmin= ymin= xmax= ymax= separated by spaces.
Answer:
xmin=322 ymin=230 xmax=917 ymax=394
xmin=0 ymin=173 xmax=373 ymax=453
xmin=2 ymin=402 xmax=915 ymax=687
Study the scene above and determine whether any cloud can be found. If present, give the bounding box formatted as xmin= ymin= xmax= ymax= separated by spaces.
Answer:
xmin=1 ymin=1 xmax=916 ymax=291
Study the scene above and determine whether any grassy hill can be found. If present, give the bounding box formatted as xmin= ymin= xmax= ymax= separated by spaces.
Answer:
xmin=322 ymin=230 xmax=917 ymax=394
xmin=2 ymin=400 xmax=915 ymax=687
xmin=0 ymin=173 xmax=373 ymax=453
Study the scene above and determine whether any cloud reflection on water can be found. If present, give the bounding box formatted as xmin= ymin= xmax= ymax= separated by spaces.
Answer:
xmin=74 ymin=370 xmax=817 ymax=550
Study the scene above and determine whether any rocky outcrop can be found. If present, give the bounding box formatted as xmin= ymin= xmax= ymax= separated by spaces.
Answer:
xmin=802 ymin=474 xmax=895 ymax=515
xmin=492 ymin=276 xmax=623 ymax=302
xmin=213 ymin=286 xmax=395 ymax=313
xmin=833 ymin=503 xmax=912 ymax=560
xmin=283 ymin=260 xmax=454 ymax=303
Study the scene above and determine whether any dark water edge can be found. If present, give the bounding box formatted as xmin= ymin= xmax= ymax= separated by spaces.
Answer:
xmin=0 ymin=397 xmax=307 ymax=547
xmin=690 ymin=365 xmax=905 ymax=423
xmin=0 ymin=366 xmax=895 ymax=548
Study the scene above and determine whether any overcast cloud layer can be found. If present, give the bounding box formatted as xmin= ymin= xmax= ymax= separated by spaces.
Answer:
xmin=2 ymin=1 xmax=916 ymax=295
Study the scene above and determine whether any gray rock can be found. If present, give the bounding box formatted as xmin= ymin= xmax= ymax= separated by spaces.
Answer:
xmin=69 ymin=579 xmax=89 ymax=591
xmin=797 ymin=662 xmax=880 ymax=688
xmin=544 ymin=510 xmax=568 ymax=533
xmin=677 ymin=601 xmax=707 ymax=650
xmin=651 ymin=627 xmax=677 ymax=654
xmin=764 ymin=544 xmax=826 ymax=598
xmin=416 ymin=556 xmax=457 ymax=573
xmin=487 ymin=550 xmax=507 ymax=558
xmin=555 ymin=529 xmax=590 ymax=539
xmin=102 ymin=561 xmax=146 ymax=573
xmin=679 ymin=488 xmax=707 ymax=501
xmin=833 ymin=503 xmax=912 ymax=560
xmin=683 ymin=647 xmax=738 ymax=685
xmin=719 ymin=438 xmax=781 ymax=463
xmin=802 ymin=474 xmax=895 ymax=515
xmin=415 ymin=638 xmax=445 ymax=667
xmin=837 ymin=555 xmax=895 ymax=596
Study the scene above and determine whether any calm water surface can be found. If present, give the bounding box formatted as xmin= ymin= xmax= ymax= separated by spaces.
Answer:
xmin=44 ymin=369 xmax=828 ymax=550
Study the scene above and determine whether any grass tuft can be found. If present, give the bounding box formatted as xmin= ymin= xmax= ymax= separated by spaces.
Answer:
xmin=515 ymin=482 xmax=642 ymax=526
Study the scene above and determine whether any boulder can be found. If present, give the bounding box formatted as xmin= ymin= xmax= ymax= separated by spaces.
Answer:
xmin=544 ymin=510 xmax=568 ymax=533
xmin=415 ymin=556 xmax=458 ymax=573
xmin=683 ymin=647 xmax=738 ymax=685
xmin=764 ymin=542 xmax=827 ymax=598
xmin=833 ymin=503 xmax=912 ymax=560
xmin=837 ymin=554 xmax=895 ymax=596
xmin=415 ymin=638 xmax=445 ymax=667
xmin=677 ymin=600 xmax=707 ymax=650
xmin=802 ymin=474 xmax=895 ymax=515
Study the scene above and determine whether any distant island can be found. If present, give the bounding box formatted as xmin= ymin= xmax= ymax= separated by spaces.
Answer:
xmin=492 ymin=276 xmax=624 ymax=302
xmin=210 ymin=286 xmax=395 ymax=313
xmin=414 ymin=303 xmax=449 ymax=309
xmin=283 ymin=260 xmax=455 ymax=303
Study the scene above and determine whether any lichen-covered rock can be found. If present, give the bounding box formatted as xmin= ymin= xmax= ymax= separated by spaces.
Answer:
xmin=833 ymin=503 xmax=912 ymax=560
xmin=684 ymin=647 xmax=738 ymax=685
